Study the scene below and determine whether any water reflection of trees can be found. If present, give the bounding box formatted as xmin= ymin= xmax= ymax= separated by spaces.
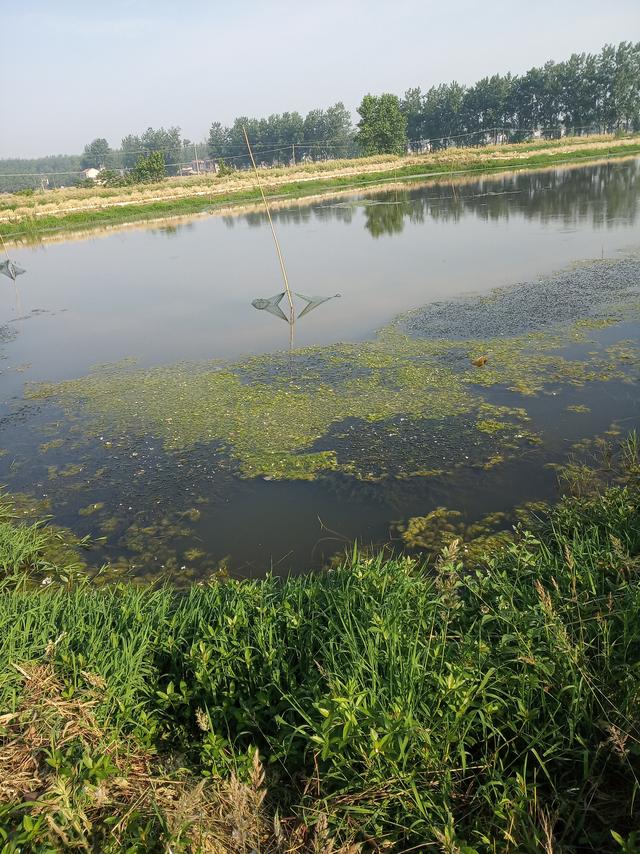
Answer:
xmin=228 ymin=203 xmax=356 ymax=229
xmin=150 ymin=222 xmax=196 ymax=238
xmin=229 ymin=160 xmax=640 ymax=237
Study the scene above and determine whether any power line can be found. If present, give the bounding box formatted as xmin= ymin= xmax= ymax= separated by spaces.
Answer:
xmin=1 ymin=122 xmax=606 ymax=168
xmin=0 ymin=126 xmax=624 ymax=181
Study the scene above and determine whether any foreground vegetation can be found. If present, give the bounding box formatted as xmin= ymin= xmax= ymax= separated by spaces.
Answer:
xmin=0 ymin=436 xmax=639 ymax=851
xmin=2 ymin=134 xmax=640 ymax=245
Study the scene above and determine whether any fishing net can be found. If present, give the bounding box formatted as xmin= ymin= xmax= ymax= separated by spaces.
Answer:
xmin=295 ymin=292 xmax=341 ymax=319
xmin=251 ymin=292 xmax=289 ymax=322
xmin=0 ymin=260 xmax=26 ymax=281
xmin=251 ymin=291 xmax=341 ymax=322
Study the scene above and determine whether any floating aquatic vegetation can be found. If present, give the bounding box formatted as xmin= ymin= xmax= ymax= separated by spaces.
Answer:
xmin=396 ymin=506 xmax=514 ymax=564
xmin=0 ymin=325 xmax=18 ymax=351
xmin=26 ymin=347 xmax=481 ymax=480
xmin=308 ymin=410 xmax=536 ymax=481
xmin=78 ymin=502 xmax=105 ymax=516
xmin=25 ymin=257 xmax=640 ymax=483
xmin=8 ymin=424 xmax=243 ymax=582
xmin=401 ymin=257 xmax=640 ymax=339
xmin=396 ymin=501 xmax=551 ymax=565
xmin=58 ymin=463 xmax=84 ymax=478
xmin=99 ymin=516 xmax=120 ymax=534
xmin=549 ymin=427 xmax=640 ymax=499
xmin=39 ymin=439 xmax=65 ymax=454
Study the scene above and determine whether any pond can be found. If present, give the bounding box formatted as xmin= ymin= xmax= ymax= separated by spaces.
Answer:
xmin=1 ymin=157 xmax=639 ymax=578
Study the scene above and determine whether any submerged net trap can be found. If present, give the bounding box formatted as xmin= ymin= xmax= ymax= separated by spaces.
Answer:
xmin=251 ymin=291 xmax=340 ymax=322
xmin=0 ymin=260 xmax=26 ymax=281
xmin=251 ymin=292 xmax=289 ymax=322
xmin=295 ymin=292 xmax=341 ymax=319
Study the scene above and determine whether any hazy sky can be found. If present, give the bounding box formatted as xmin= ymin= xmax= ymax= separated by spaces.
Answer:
xmin=1 ymin=0 xmax=638 ymax=158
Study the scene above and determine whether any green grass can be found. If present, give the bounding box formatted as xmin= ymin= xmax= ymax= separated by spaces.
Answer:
xmin=3 ymin=139 xmax=640 ymax=244
xmin=0 ymin=492 xmax=89 ymax=582
xmin=0 ymin=441 xmax=639 ymax=850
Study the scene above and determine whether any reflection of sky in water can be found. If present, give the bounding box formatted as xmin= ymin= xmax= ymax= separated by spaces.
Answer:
xmin=0 ymin=158 xmax=638 ymax=393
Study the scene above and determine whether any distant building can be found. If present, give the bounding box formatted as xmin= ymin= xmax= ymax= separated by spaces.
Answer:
xmin=80 ymin=167 xmax=102 ymax=180
xmin=178 ymin=159 xmax=218 ymax=176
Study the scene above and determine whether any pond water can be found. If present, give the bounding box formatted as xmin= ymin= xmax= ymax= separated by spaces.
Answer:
xmin=1 ymin=157 xmax=639 ymax=578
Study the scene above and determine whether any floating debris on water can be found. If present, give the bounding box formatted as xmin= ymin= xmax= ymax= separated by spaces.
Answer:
xmin=471 ymin=355 xmax=488 ymax=367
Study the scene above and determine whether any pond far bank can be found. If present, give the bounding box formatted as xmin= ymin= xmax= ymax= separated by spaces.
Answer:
xmin=2 ymin=133 xmax=640 ymax=246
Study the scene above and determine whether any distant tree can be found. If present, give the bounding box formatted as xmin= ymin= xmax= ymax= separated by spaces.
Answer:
xmin=302 ymin=109 xmax=326 ymax=146
xmin=538 ymin=61 xmax=564 ymax=133
xmin=121 ymin=134 xmax=142 ymax=168
xmin=226 ymin=117 xmax=261 ymax=166
xmin=81 ymin=138 xmax=110 ymax=169
xmin=400 ymin=87 xmax=424 ymax=142
xmin=207 ymin=122 xmax=231 ymax=160
xmin=512 ymin=66 xmax=547 ymax=130
xmin=0 ymin=154 xmax=82 ymax=192
xmin=461 ymin=74 xmax=515 ymax=141
xmin=420 ymin=83 xmax=466 ymax=145
xmin=611 ymin=41 xmax=640 ymax=130
xmin=324 ymin=102 xmax=355 ymax=155
xmin=139 ymin=127 xmax=182 ymax=174
xmin=216 ymin=158 xmax=234 ymax=177
xmin=302 ymin=102 xmax=353 ymax=159
xmin=273 ymin=112 xmax=305 ymax=148
xmin=355 ymin=94 xmax=407 ymax=155
xmin=97 ymin=168 xmax=128 ymax=187
xmin=557 ymin=53 xmax=593 ymax=130
xmin=132 ymin=151 xmax=166 ymax=183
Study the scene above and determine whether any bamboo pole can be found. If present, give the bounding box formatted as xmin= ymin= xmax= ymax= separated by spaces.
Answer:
xmin=0 ymin=232 xmax=10 ymax=260
xmin=243 ymin=126 xmax=294 ymax=321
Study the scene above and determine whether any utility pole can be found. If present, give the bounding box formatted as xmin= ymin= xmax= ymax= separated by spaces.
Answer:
xmin=193 ymin=142 xmax=200 ymax=175
xmin=292 ymin=143 xmax=296 ymax=166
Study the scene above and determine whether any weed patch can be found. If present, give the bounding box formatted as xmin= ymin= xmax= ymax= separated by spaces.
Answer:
xmin=1 ymin=438 xmax=639 ymax=849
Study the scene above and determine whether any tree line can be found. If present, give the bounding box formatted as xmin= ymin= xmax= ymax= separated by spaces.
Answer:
xmin=206 ymin=102 xmax=355 ymax=166
xmin=361 ymin=41 xmax=640 ymax=155
xmin=0 ymin=41 xmax=638 ymax=192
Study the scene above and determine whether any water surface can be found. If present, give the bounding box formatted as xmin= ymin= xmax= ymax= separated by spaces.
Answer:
xmin=1 ymin=158 xmax=639 ymax=576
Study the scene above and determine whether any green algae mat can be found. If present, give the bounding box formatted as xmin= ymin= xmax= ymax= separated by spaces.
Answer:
xmin=27 ymin=257 xmax=640 ymax=482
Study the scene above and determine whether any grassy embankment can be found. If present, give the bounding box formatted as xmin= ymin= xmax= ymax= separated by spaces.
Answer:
xmin=1 ymin=436 xmax=639 ymax=851
xmin=2 ymin=134 xmax=640 ymax=244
